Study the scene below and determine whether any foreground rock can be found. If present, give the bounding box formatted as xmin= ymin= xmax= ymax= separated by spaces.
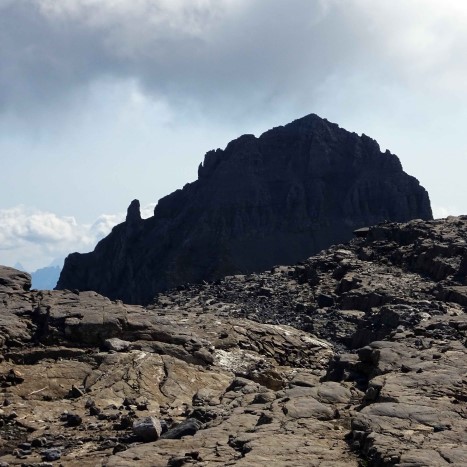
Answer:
xmin=0 ymin=268 xmax=350 ymax=466
xmin=57 ymin=113 xmax=432 ymax=304
xmin=132 ymin=417 xmax=162 ymax=442
xmin=1 ymin=216 xmax=467 ymax=466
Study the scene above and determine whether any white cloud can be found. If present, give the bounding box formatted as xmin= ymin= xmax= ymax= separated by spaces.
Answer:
xmin=89 ymin=213 xmax=124 ymax=239
xmin=348 ymin=0 xmax=467 ymax=94
xmin=432 ymin=206 xmax=463 ymax=220
xmin=0 ymin=204 xmax=154 ymax=271
xmin=141 ymin=203 xmax=157 ymax=219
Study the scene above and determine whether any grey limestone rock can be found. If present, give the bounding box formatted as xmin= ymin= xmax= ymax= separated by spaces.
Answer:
xmin=103 ymin=337 xmax=132 ymax=352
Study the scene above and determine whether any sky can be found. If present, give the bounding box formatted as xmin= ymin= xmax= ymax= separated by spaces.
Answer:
xmin=1 ymin=0 xmax=467 ymax=271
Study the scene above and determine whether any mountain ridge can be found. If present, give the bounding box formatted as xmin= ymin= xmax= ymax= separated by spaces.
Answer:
xmin=57 ymin=113 xmax=432 ymax=304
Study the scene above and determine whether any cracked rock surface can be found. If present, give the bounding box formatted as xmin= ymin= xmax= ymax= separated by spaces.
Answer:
xmin=1 ymin=216 xmax=467 ymax=466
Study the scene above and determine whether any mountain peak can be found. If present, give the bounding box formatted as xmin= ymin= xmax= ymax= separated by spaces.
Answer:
xmin=57 ymin=114 xmax=432 ymax=304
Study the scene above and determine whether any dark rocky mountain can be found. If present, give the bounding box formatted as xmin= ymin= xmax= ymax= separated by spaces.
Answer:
xmin=57 ymin=114 xmax=432 ymax=304
xmin=1 ymin=216 xmax=466 ymax=466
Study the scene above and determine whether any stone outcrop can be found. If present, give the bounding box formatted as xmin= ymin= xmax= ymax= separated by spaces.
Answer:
xmin=57 ymin=114 xmax=432 ymax=304
xmin=1 ymin=216 xmax=466 ymax=466
xmin=0 ymin=267 xmax=31 ymax=293
xmin=0 ymin=267 xmax=352 ymax=466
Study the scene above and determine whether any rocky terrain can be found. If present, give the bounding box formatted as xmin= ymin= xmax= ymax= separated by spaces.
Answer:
xmin=57 ymin=114 xmax=432 ymax=304
xmin=1 ymin=216 xmax=466 ymax=466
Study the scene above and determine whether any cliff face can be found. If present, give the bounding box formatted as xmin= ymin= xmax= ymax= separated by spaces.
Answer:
xmin=57 ymin=114 xmax=432 ymax=303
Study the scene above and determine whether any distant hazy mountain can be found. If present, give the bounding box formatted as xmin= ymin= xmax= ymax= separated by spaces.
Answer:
xmin=31 ymin=265 xmax=61 ymax=290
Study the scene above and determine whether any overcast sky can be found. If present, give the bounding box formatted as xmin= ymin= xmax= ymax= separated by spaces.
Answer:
xmin=1 ymin=0 xmax=467 ymax=271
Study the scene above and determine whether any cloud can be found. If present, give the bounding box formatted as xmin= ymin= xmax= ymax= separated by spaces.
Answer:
xmin=2 ymin=0 xmax=466 ymax=122
xmin=0 ymin=204 xmax=154 ymax=270
xmin=432 ymin=206 xmax=463 ymax=220
xmin=1 ymin=0 xmax=466 ymax=229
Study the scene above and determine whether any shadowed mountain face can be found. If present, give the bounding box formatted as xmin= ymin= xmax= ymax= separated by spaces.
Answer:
xmin=57 ymin=114 xmax=432 ymax=304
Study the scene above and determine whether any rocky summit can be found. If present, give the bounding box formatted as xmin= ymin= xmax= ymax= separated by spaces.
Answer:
xmin=57 ymin=114 xmax=432 ymax=304
xmin=1 ymin=216 xmax=466 ymax=466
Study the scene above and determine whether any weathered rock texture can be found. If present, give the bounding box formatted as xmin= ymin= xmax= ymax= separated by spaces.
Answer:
xmin=57 ymin=114 xmax=432 ymax=304
xmin=1 ymin=216 xmax=466 ymax=466
xmin=0 ymin=268 xmax=350 ymax=466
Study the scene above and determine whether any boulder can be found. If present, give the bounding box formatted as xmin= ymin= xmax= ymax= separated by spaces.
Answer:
xmin=133 ymin=417 xmax=163 ymax=442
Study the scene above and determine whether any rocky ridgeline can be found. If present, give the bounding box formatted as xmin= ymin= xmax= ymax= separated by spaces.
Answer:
xmin=1 ymin=216 xmax=466 ymax=466
xmin=57 ymin=113 xmax=432 ymax=304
